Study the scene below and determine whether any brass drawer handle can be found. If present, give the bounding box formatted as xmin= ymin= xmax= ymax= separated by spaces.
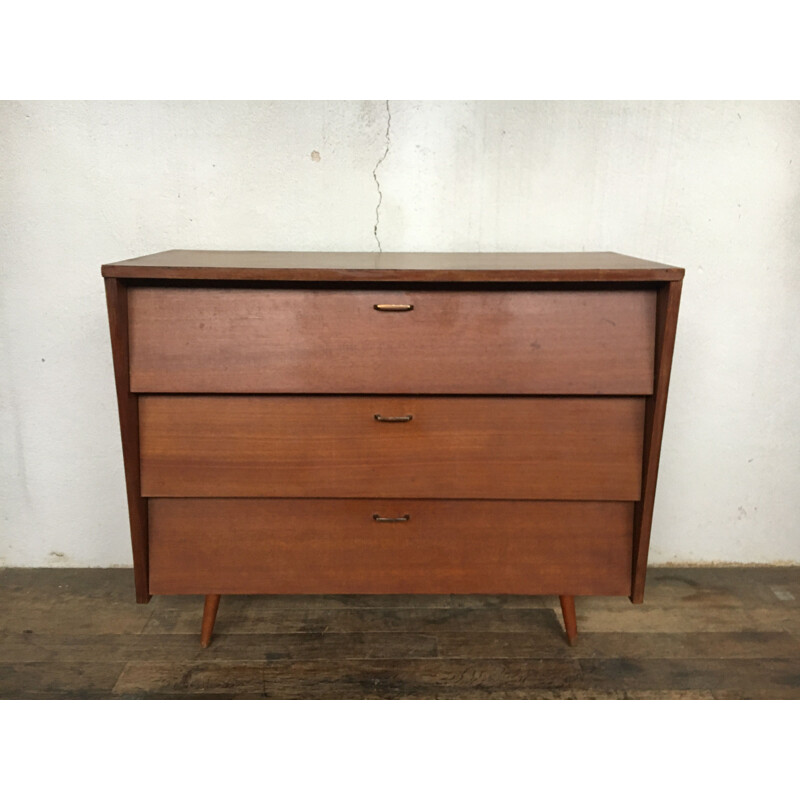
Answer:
xmin=374 ymin=414 xmax=413 ymax=423
xmin=374 ymin=303 xmax=414 ymax=312
xmin=373 ymin=513 xmax=410 ymax=523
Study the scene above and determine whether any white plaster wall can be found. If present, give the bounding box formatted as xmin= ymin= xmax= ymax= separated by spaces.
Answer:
xmin=1 ymin=100 xmax=798 ymax=567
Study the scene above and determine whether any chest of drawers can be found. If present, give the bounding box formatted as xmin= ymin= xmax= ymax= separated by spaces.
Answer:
xmin=103 ymin=251 xmax=683 ymax=646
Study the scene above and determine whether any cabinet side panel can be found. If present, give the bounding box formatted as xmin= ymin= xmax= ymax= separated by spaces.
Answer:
xmin=104 ymin=277 xmax=150 ymax=602
xmin=631 ymin=279 xmax=683 ymax=601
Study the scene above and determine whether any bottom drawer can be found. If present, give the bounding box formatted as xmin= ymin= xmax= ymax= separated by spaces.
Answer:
xmin=149 ymin=499 xmax=633 ymax=596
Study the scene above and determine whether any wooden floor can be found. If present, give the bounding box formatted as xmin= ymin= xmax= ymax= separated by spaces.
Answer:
xmin=1 ymin=567 xmax=798 ymax=699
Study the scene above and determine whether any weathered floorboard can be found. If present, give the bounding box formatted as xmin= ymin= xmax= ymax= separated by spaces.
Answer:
xmin=143 ymin=605 xmax=563 ymax=636
xmin=1 ymin=567 xmax=798 ymax=699
xmin=435 ymin=630 xmax=800 ymax=660
xmin=0 ymin=632 xmax=439 ymax=663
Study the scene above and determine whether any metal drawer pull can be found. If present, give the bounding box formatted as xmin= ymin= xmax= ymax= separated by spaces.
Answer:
xmin=374 ymin=414 xmax=413 ymax=423
xmin=373 ymin=513 xmax=410 ymax=523
xmin=374 ymin=303 xmax=414 ymax=312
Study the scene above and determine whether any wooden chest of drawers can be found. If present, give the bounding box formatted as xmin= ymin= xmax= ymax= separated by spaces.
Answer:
xmin=103 ymin=251 xmax=683 ymax=646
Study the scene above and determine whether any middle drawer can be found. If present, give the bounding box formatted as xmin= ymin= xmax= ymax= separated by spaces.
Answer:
xmin=139 ymin=395 xmax=644 ymax=500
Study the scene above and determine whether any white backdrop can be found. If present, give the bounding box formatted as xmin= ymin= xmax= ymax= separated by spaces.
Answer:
xmin=1 ymin=100 xmax=798 ymax=566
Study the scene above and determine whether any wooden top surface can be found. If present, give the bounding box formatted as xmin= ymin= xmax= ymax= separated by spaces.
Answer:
xmin=102 ymin=250 xmax=684 ymax=282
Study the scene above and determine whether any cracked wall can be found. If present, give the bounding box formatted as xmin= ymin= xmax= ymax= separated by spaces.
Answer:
xmin=372 ymin=100 xmax=392 ymax=252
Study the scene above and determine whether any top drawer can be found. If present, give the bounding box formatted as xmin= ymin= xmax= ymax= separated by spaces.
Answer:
xmin=128 ymin=286 xmax=656 ymax=394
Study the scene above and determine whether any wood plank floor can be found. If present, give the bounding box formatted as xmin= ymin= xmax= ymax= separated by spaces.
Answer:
xmin=1 ymin=567 xmax=798 ymax=699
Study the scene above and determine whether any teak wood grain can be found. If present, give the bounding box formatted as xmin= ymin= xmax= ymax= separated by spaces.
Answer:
xmin=148 ymin=499 xmax=634 ymax=596
xmin=128 ymin=286 xmax=657 ymax=395
xmin=631 ymin=280 xmax=683 ymax=602
xmin=103 ymin=250 xmax=684 ymax=283
xmin=139 ymin=395 xmax=645 ymax=501
xmin=103 ymin=278 xmax=149 ymax=603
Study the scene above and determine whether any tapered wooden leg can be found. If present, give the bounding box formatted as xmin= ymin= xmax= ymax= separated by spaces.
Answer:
xmin=200 ymin=594 xmax=221 ymax=648
xmin=559 ymin=595 xmax=578 ymax=646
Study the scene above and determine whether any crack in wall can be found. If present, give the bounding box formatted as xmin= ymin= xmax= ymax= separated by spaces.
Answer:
xmin=372 ymin=100 xmax=392 ymax=252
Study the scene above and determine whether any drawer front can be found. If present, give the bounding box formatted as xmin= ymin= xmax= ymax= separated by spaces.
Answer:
xmin=149 ymin=498 xmax=634 ymax=595
xmin=139 ymin=395 xmax=645 ymax=500
xmin=129 ymin=286 xmax=656 ymax=394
